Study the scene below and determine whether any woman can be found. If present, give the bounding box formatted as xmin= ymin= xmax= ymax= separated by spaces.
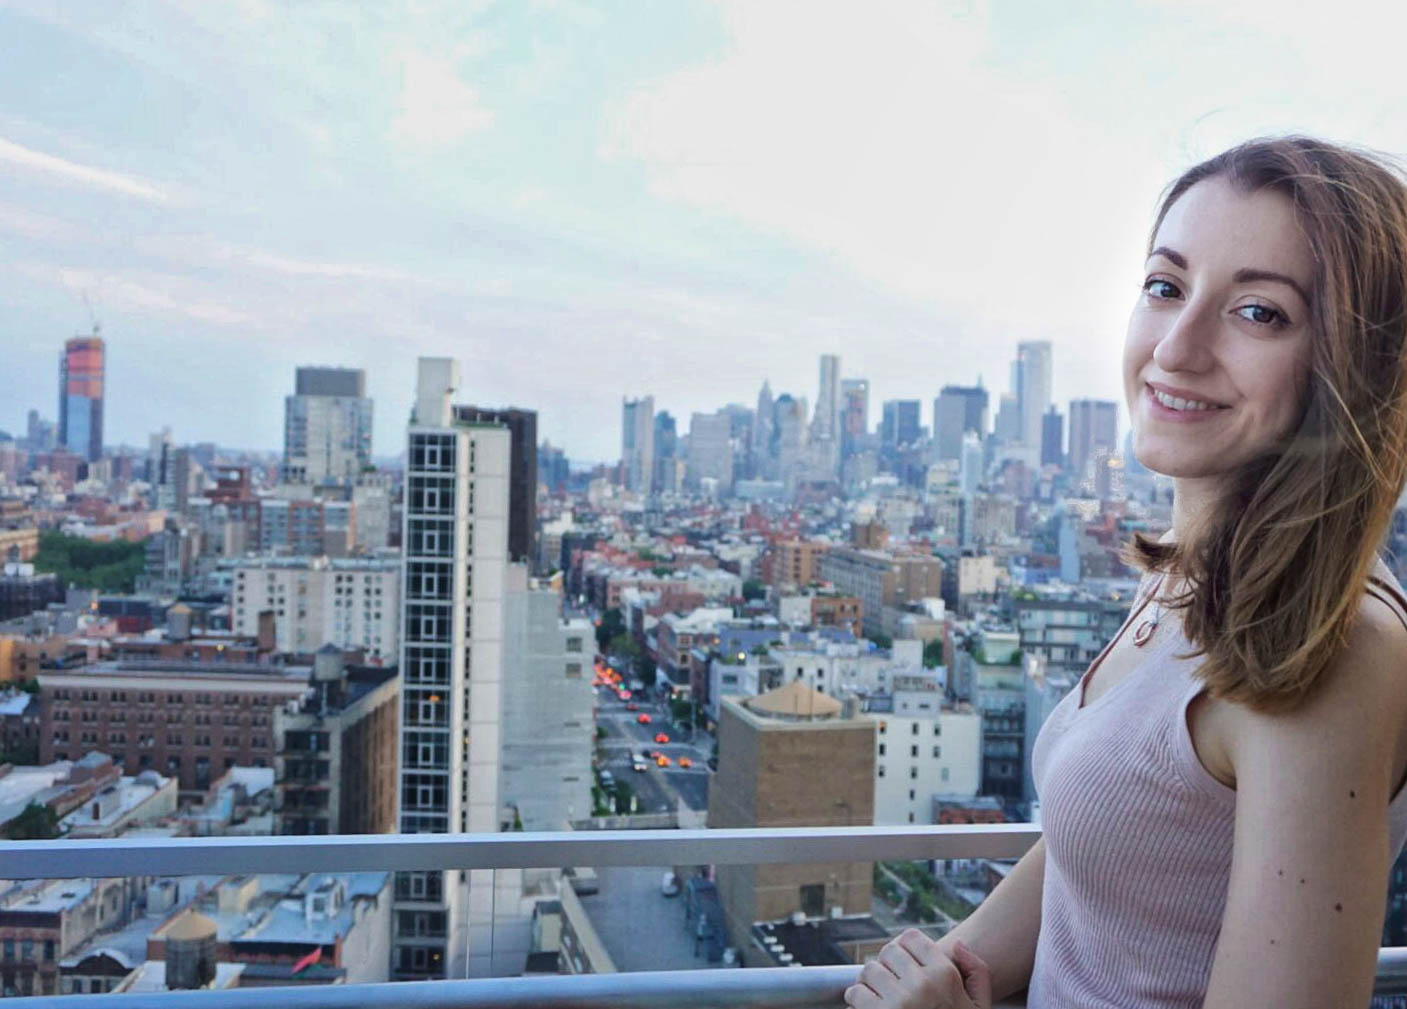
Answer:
xmin=845 ymin=135 xmax=1407 ymax=1009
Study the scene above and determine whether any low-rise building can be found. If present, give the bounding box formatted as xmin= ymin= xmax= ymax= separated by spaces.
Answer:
xmin=230 ymin=555 xmax=399 ymax=660
xmin=865 ymin=674 xmax=981 ymax=825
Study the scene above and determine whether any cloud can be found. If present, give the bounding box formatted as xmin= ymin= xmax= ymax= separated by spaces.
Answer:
xmin=32 ymin=265 xmax=250 ymax=326
xmin=390 ymin=49 xmax=494 ymax=150
xmin=0 ymin=136 xmax=168 ymax=203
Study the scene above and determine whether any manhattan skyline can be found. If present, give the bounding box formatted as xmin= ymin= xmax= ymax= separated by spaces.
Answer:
xmin=3 ymin=1 xmax=1405 ymax=461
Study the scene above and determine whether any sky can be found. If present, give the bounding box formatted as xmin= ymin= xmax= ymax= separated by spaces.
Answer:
xmin=3 ymin=0 xmax=1407 ymax=464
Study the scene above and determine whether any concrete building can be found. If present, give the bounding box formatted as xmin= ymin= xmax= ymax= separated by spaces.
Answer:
xmin=0 ymin=563 xmax=63 ymax=623
xmin=257 ymin=497 xmax=355 ymax=558
xmin=934 ymin=385 xmax=989 ymax=462
xmin=395 ymin=357 xmax=512 ymax=979
xmin=810 ymin=354 xmax=841 ymax=479
xmin=500 ymin=571 xmax=594 ymax=831
xmin=455 ymin=405 xmax=539 ymax=565
xmin=1015 ymin=340 xmax=1053 ymax=453
xmin=816 ymin=547 xmax=943 ymax=638
xmin=0 ymin=876 xmax=139 ymax=997
xmin=58 ymin=329 xmax=105 ymax=463
xmin=38 ymin=661 xmax=312 ymax=798
xmin=708 ymin=683 xmax=875 ymax=963
xmin=688 ymin=411 xmax=734 ymax=494
xmin=621 ymin=396 xmax=655 ymax=495
xmin=765 ymin=539 xmax=830 ymax=590
xmin=840 ymin=378 xmax=869 ymax=462
xmin=282 ymin=366 xmax=374 ymax=485
xmin=231 ymin=555 xmax=399 ymax=660
xmin=866 ymin=674 xmax=981 ymax=825
xmin=1068 ymin=399 xmax=1120 ymax=494
xmin=1041 ymin=406 xmax=1064 ymax=468
xmin=274 ymin=646 xmax=399 ymax=835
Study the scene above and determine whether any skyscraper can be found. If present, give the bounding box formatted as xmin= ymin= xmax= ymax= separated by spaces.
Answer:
xmin=395 ymin=358 xmax=511 ymax=979
xmin=1015 ymin=341 xmax=1053 ymax=450
xmin=1041 ymin=406 xmax=1064 ymax=468
xmin=653 ymin=410 xmax=679 ymax=493
xmin=840 ymin=378 xmax=869 ymax=460
xmin=688 ymin=410 xmax=734 ymax=493
xmin=282 ymin=366 xmax=374 ymax=484
xmin=880 ymin=400 xmax=922 ymax=451
xmin=811 ymin=354 xmax=841 ymax=477
xmin=1068 ymin=399 xmax=1120 ymax=491
xmin=934 ymin=385 xmax=989 ymax=461
xmin=456 ymin=405 xmax=538 ymax=565
xmin=620 ymin=396 xmax=655 ymax=494
xmin=58 ymin=328 xmax=105 ymax=462
xmin=752 ymin=382 xmax=775 ymax=479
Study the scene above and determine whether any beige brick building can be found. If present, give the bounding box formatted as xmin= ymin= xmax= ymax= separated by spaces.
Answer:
xmin=708 ymin=682 xmax=875 ymax=962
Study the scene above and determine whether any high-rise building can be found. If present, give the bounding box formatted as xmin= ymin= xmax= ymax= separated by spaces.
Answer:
xmin=752 ymin=381 xmax=775 ymax=478
xmin=688 ymin=410 xmax=734 ymax=493
xmin=1068 ymin=399 xmax=1120 ymax=491
xmin=880 ymin=400 xmax=922 ymax=451
xmin=811 ymin=354 xmax=841 ymax=476
xmin=1015 ymin=341 xmax=1053 ymax=451
xmin=994 ymin=393 xmax=1021 ymax=443
xmin=394 ymin=358 xmax=511 ymax=980
xmin=840 ymin=379 xmax=869 ymax=460
xmin=1041 ymin=406 xmax=1064 ymax=468
xmin=538 ymin=441 xmax=570 ymax=494
xmin=456 ymin=405 xmax=538 ymax=565
xmin=934 ymin=385 xmax=989 ymax=461
xmin=282 ymin=367 xmax=373 ymax=484
xmin=58 ymin=328 xmax=105 ymax=463
xmin=620 ymin=396 xmax=655 ymax=494
xmin=653 ymin=410 xmax=679 ymax=493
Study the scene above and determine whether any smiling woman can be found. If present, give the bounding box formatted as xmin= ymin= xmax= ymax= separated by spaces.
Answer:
xmin=846 ymin=136 xmax=1407 ymax=1009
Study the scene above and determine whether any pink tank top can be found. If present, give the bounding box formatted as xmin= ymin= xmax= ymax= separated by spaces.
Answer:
xmin=1028 ymin=558 xmax=1407 ymax=1008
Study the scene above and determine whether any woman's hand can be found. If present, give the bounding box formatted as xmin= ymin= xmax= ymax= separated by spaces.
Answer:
xmin=843 ymin=929 xmax=992 ymax=1009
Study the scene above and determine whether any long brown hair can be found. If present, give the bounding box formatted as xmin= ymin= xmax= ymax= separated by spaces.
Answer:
xmin=1126 ymin=135 xmax=1407 ymax=715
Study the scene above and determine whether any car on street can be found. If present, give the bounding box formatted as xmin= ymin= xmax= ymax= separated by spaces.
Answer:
xmin=678 ymin=756 xmax=693 ymax=768
xmin=625 ymin=702 xmax=638 ymax=711
xmin=648 ymin=750 xmax=662 ymax=760
xmin=636 ymin=713 xmax=652 ymax=724
xmin=632 ymin=757 xmax=648 ymax=772
xmin=653 ymin=732 xmax=669 ymax=744
xmin=656 ymin=755 xmax=672 ymax=767
xmin=617 ymin=689 xmax=631 ymax=701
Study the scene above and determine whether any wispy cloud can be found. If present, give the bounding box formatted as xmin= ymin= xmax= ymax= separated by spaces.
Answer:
xmin=0 ymin=136 xmax=168 ymax=203
xmin=390 ymin=49 xmax=494 ymax=150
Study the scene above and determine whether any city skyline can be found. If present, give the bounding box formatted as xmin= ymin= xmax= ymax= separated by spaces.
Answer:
xmin=5 ymin=2 xmax=1407 ymax=462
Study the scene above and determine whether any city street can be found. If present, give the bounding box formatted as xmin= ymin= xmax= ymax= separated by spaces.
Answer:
xmin=595 ymin=684 xmax=711 ymax=815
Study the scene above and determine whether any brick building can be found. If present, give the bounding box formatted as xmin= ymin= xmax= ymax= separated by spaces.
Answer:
xmin=708 ymin=682 xmax=875 ymax=963
xmin=38 ymin=660 xmax=313 ymax=799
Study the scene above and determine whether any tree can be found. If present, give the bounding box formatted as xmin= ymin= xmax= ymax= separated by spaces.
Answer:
xmin=742 ymin=579 xmax=766 ymax=602
xmin=6 ymin=802 xmax=59 ymax=840
xmin=923 ymin=640 xmax=944 ymax=668
xmin=609 ymin=633 xmax=639 ymax=660
xmin=595 ymin=607 xmax=626 ymax=652
xmin=632 ymin=652 xmax=657 ymax=688
xmin=870 ymin=632 xmax=894 ymax=650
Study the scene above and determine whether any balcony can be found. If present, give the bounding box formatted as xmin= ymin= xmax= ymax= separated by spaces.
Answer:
xmin=3 ymin=824 xmax=1407 ymax=1006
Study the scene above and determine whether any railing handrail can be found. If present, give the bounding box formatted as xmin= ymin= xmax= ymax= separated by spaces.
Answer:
xmin=7 ymin=953 xmax=1407 ymax=1007
xmin=0 ymin=823 xmax=1044 ymax=880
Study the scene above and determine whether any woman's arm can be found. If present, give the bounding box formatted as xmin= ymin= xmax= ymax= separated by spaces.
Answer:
xmin=1200 ymin=599 xmax=1407 ymax=1009
xmin=929 ymin=835 xmax=1046 ymax=1001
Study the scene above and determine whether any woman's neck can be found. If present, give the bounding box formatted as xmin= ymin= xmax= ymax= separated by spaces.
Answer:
xmin=1171 ymin=476 xmax=1222 ymax=543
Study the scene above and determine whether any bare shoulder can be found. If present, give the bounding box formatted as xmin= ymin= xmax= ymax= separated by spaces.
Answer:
xmin=1225 ymin=591 xmax=1407 ymax=769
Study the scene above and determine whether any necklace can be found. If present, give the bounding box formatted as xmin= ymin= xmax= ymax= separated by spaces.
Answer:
xmin=1131 ymin=578 xmax=1167 ymax=648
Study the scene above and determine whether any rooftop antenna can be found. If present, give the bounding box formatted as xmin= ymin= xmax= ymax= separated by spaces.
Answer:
xmin=81 ymin=292 xmax=101 ymax=337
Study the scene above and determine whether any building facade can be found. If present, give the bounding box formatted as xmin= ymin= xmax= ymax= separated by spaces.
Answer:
xmin=282 ymin=366 xmax=374 ymax=485
xmin=58 ymin=330 xmax=105 ymax=464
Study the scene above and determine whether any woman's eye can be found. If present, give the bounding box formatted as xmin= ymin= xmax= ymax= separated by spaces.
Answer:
xmin=1237 ymin=303 xmax=1285 ymax=327
xmin=1143 ymin=278 xmax=1179 ymax=299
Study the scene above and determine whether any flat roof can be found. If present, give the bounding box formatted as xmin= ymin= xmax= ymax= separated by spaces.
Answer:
xmin=43 ymin=661 xmax=311 ymax=682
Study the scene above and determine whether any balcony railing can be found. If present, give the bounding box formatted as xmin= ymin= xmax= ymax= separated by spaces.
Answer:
xmin=4 ymin=824 xmax=1407 ymax=1007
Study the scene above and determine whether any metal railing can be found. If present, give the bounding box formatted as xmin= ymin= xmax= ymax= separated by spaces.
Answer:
xmin=3 ymin=825 xmax=1407 ymax=1007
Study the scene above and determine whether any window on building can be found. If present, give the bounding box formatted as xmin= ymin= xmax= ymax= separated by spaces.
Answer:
xmin=911 ymin=723 xmax=919 ymax=736
xmin=909 ymin=767 xmax=918 ymax=779
xmin=910 ymin=744 xmax=918 ymax=757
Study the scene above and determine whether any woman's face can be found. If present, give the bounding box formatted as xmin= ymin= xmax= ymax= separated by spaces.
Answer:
xmin=1123 ymin=175 xmax=1316 ymax=480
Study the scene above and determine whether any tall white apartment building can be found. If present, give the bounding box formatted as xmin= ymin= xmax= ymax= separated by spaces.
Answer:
xmin=1015 ymin=341 xmax=1053 ymax=453
xmin=621 ymin=396 xmax=655 ymax=494
xmin=393 ymin=358 xmax=511 ymax=980
xmin=231 ymin=556 xmax=398 ymax=659
xmin=869 ymin=674 xmax=981 ymax=825
xmin=282 ymin=366 xmax=374 ymax=485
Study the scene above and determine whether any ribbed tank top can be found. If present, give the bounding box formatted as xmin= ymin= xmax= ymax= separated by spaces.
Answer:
xmin=1028 ymin=557 xmax=1407 ymax=1009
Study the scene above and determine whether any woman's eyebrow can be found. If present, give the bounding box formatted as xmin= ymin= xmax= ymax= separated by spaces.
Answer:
xmin=1147 ymin=245 xmax=1311 ymax=309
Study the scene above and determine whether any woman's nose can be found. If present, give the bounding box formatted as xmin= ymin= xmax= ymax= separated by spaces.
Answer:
xmin=1152 ymin=297 xmax=1218 ymax=374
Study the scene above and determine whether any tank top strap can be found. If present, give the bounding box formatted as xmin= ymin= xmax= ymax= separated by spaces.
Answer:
xmin=1366 ymin=575 xmax=1407 ymax=635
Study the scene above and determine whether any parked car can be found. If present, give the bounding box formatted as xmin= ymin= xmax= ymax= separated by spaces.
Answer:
xmin=632 ymin=758 xmax=648 ymax=772
xmin=599 ymin=770 xmax=615 ymax=789
xmin=654 ymin=732 xmax=669 ymax=744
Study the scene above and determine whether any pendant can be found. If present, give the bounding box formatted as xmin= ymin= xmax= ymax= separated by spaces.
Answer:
xmin=1132 ymin=619 xmax=1157 ymax=647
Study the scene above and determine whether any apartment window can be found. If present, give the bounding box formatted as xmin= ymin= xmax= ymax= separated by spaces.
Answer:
xmin=908 ymin=789 xmax=915 ymax=801
xmin=407 ymin=518 xmax=455 ymax=557
xmin=565 ymin=636 xmax=583 ymax=653
xmin=911 ymin=723 xmax=919 ymax=736
xmin=910 ymin=766 xmax=918 ymax=779
xmin=167 ymin=693 xmax=184 ymax=705
xmin=408 ymin=475 xmax=455 ymax=515
xmin=877 ymin=765 xmax=885 ymax=778
xmin=406 ymin=604 xmax=451 ymax=644
xmin=878 ymin=743 xmax=886 ymax=756
xmin=404 ymin=733 xmax=448 ymax=768
xmin=167 ymin=757 xmax=182 ymax=774
xmin=565 ymin=663 xmax=582 ymax=678
xmin=934 ymin=724 xmax=942 ymax=737
xmin=406 ymin=690 xmax=448 ymax=728
xmin=910 ymin=745 xmax=918 ymax=757
xmin=3 ymin=938 xmax=12 ymax=959
xmin=941 ymin=767 xmax=950 ymax=783
xmin=406 ymin=560 xmax=452 ymax=599
xmin=933 ymin=745 xmax=941 ymax=758
xmin=166 ymin=733 xmax=183 ymax=746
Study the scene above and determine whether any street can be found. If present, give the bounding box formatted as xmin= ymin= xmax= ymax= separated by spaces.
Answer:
xmin=595 ymin=684 xmax=711 ymax=815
